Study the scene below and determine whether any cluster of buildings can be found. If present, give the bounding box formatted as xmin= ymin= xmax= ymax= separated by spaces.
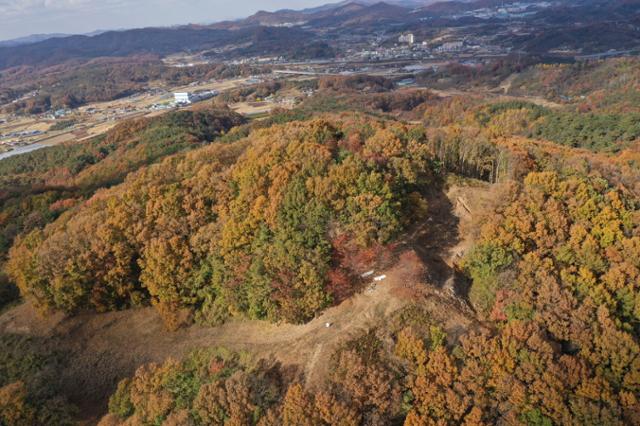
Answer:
xmin=436 ymin=41 xmax=465 ymax=53
xmin=0 ymin=129 xmax=43 ymax=140
xmin=228 ymin=56 xmax=288 ymax=65
xmin=269 ymin=21 xmax=307 ymax=28
xmin=349 ymin=31 xmax=510 ymax=62
xmin=47 ymin=108 xmax=70 ymax=120
xmin=451 ymin=1 xmax=553 ymax=20
xmin=0 ymin=129 xmax=44 ymax=150
xmin=395 ymin=33 xmax=502 ymax=56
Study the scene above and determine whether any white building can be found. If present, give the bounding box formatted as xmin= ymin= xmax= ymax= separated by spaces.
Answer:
xmin=174 ymin=92 xmax=193 ymax=104
xmin=398 ymin=33 xmax=415 ymax=45
xmin=174 ymin=90 xmax=218 ymax=105
xmin=437 ymin=41 xmax=464 ymax=52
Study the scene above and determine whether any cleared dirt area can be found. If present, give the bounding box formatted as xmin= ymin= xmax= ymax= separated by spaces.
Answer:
xmin=172 ymin=77 xmax=250 ymax=94
xmin=1 ymin=260 xmax=431 ymax=423
xmin=431 ymin=85 xmax=563 ymax=109
xmin=0 ymin=181 xmax=496 ymax=423
xmin=1 ymin=258 xmax=431 ymax=422
xmin=231 ymin=101 xmax=276 ymax=116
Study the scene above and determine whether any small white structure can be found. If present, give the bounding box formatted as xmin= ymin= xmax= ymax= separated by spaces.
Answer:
xmin=325 ymin=322 xmax=332 ymax=328
xmin=373 ymin=275 xmax=387 ymax=282
xmin=174 ymin=92 xmax=193 ymax=104
xmin=399 ymin=33 xmax=415 ymax=45
xmin=361 ymin=270 xmax=375 ymax=278
xmin=399 ymin=33 xmax=415 ymax=44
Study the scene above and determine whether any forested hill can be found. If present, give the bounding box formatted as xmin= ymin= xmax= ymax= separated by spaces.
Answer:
xmin=4 ymin=96 xmax=640 ymax=425
xmin=0 ymin=26 xmax=319 ymax=71
xmin=0 ymin=28 xmax=224 ymax=69
xmin=0 ymin=108 xmax=245 ymax=274
xmin=7 ymin=116 xmax=436 ymax=327
xmin=0 ymin=108 xmax=244 ymax=192
xmin=2 ymin=56 xmax=640 ymax=425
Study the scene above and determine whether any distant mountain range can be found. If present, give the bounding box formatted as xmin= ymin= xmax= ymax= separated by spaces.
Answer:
xmin=0 ymin=0 xmax=637 ymax=71
xmin=0 ymin=1 xmax=463 ymax=48
xmin=0 ymin=33 xmax=72 ymax=48
xmin=216 ymin=1 xmax=412 ymax=29
xmin=0 ymin=30 xmax=109 ymax=48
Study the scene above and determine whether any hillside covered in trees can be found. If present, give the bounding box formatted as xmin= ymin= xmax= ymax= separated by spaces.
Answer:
xmin=7 ymin=117 xmax=435 ymax=327
xmin=0 ymin=107 xmax=245 ymax=311
xmin=2 ymin=56 xmax=640 ymax=425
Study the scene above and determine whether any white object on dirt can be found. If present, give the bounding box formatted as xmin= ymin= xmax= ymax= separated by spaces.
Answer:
xmin=325 ymin=322 xmax=332 ymax=328
xmin=373 ymin=275 xmax=387 ymax=282
xmin=361 ymin=270 xmax=375 ymax=278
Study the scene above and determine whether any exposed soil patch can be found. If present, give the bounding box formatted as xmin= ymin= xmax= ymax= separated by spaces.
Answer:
xmin=1 ymin=259 xmax=426 ymax=423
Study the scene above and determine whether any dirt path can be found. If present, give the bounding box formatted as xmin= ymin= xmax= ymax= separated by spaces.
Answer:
xmin=498 ymin=73 xmax=517 ymax=94
xmin=0 ymin=258 xmax=426 ymax=421
xmin=0 ymin=182 xmax=495 ymax=423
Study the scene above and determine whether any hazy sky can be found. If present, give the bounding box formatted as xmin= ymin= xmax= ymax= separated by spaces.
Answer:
xmin=0 ymin=0 xmax=333 ymax=41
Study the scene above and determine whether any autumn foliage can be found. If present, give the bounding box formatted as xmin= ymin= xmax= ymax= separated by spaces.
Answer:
xmin=7 ymin=117 xmax=435 ymax=327
xmin=3 ymin=56 xmax=640 ymax=424
xmin=462 ymin=171 xmax=640 ymax=424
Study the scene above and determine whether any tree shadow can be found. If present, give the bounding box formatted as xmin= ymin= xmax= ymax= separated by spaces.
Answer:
xmin=405 ymin=185 xmax=469 ymax=296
